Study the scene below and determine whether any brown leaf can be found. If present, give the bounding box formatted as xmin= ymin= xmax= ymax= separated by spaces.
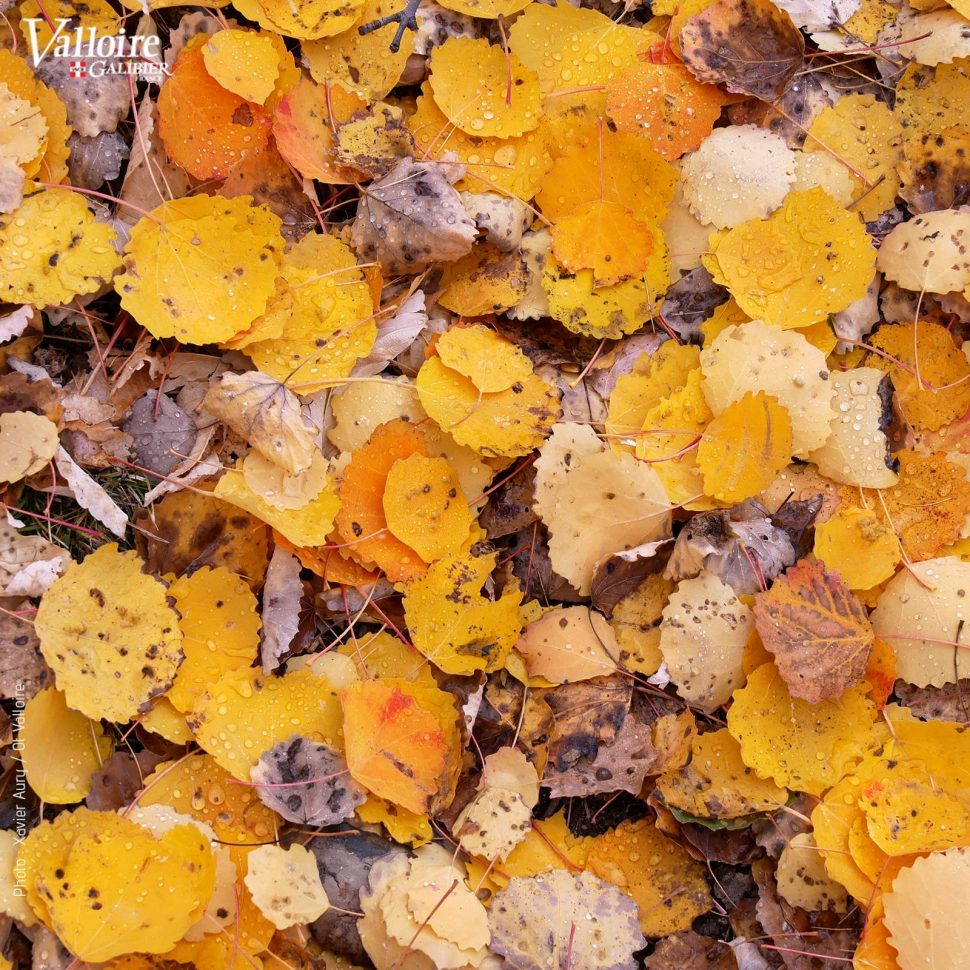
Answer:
xmin=0 ymin=605 xmax=50 ymax=701
xmin=85 ymin=750 xmax=166 ymax=811
xmin=679 ymin=0 xmax=804 ymax=101
xmin=755 ymin=560 xmax=874 ymax=703
xmin=645 ymin=931 xmax=736 ymax=970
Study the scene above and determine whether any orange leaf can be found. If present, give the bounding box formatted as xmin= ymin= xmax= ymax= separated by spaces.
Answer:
xmin=341 ymin=679 xmax=462 ymax=815
xmin=754 ymin=560 xmax=874 ymax=703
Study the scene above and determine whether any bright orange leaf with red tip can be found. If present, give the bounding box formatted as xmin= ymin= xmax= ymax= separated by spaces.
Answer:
xmin=341 ymin=678 xmax=462 ymax=815
xmin=158 ymin=44 xmax=272 ymax=180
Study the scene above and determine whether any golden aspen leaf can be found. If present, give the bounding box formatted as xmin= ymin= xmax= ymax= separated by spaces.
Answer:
xmin=727 ymin=663 xmax=877 ymax=795
xmin=272 ymin=77 xmax=365 ymax=184
xmin=356 ymin=794 xmax=433 ymax=846
xmin=328 ymin=377 xmax=424 ymax=454
xmin=139 ymin=697 xmax=194 ymax=745
xmin=866 ymin=321 xmax=970 ymax=432
xmin=0 ymin=51 xmax=69 ymax=183
xmin=700 ymin=320 xmax=836 ymax=456
xmin=141 ymin=488 xmax=269 ymax=589
xmin=809 ymin=367 xmax=898 ymax=487
xmin=429 ymin=38 xmax=540 ymax=139
xmin=407 ymin=86 xmax=551 ymax=199
xmin=22 ymin=808 xmax=215 ymax=963
xmin=515 ymin=606 xmax=616 ymax=683
xmin=20 ymin=688 xmax=111 ymax=804
xmin=678 ymin=0 xmax=804 ymax=100
xmin=586 ymin=818 xmax=712 ymax=937
xmin=166 ymin=567 xmax=260 ymax=714
xmin=845 ymin=452 xmax=970 ymax=562
xmin=607 ymin=61 xmax=727 ymax=160
xmin=805 ymin=94 xmax=902 ymax=220
xmin=383 ymin=455 xmax=472 ymax=562
xmin=158 ymin=45 xmax=271 ymax=180
xmin=534 ymin=423 xmax=672 ymax=595
xmin=0 ymin=186 xmax=119 ymax=307
xmin=303 ymin=0 xmax=414 ymax=98
xmin=812 ymin=780 xmax=878 ymax=904
xmin=0 ymin=411 xmax=58 ymax=484
xmin=338 ymin=630 xmax=438 ymax=689
xmin=705 ymin=189 xmax=875 ymax=330
xmin=754 ymin=559 xmax=874 ymax=703
xmin=814 ymin=506 xmax=902 ymax=591
xmin=608 ymin=573 xmax=674 ymax=676
xmin=435 ymin=0 xmax=530 ymax=17
xmin=510 ymin=4 xmax=646 ymax=101
xmin=883 ymin=848 xmax=970 ymax=970
xmin=853 ymin=917 xmax=900 ymax=970
xmin=116 ymin=195 xmax=284 ymax=344
xmin=188 ymin=666 xmax=343 ymax=779
xmin=681 ymin=125 xmax=796 ymax=228
xmin=697 ymin=391 xmax=793 ymax=503
xmin=245 ymin=844 xmax=329 ymax=929
xmin=858 ymin=719 xmax=970 ymax=856
xmin=542 ymin=252 xmax=670 ymax=340
xmin=214 ymin=460 xmax=340 ymax=548
xmin=342 ymin=678 xmax=462 ymax=815
xmin=776 ymin=833 xmax=849 ymax=913
xmin=202 ymin=370 xmax=318 ymax=477
xmin=898 ymin=125 xmax=970 ymax=214
xmin=895 ymin=59 xmax=970 ymax=136
xmin=436 ymin=324 xmax=533 ymax=394
xmin=138 ymin=752 xmax=279 ymax=851
xmin=660 ymin=571 xmax=753 ymax=709
xmin=552 ymin=201 xmax=662 ymax=287
xmin=202 ymin=29 xmax=281 ymax=105
xmin=657 ymin=728 xmax=787 ymax=820
xmin=871 ymin=557 xmax=970 ymax=687
xmin=791 ymin=150 xmax=857 ymax=207
xmin=232 ymin=0 xmax=363 ymax=38
xmin=246 ymin=233 xmax=376 ymax=394
xmin=0 ymin=82 xmax=47 ymax=173
xmin=417 ymin=355 xmax=559 ymax=458
xmin=438 ymin=243 xmax=531 ymax=317
xmin=401 ymin=527 xmax=522 ymax=675
xmin=335 ymin=419 xmax=429 ymax=580
xmin=877 ymin=209 xmax=970 ymax=301
xmin=637 ymin=370 xmax=715 ymax=509
xmin=35 ymin=545 xmax=183 ymax=724
xmin=606 ymin=344 xmax=702 ymax=451
xmin=241 ymin=450 xmax=329 ymax=510
xmin=537 ymin=130 xmax=677 ymax=226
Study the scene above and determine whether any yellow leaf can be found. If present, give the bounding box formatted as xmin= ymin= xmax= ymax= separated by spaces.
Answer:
xmin=705 ymin=188 xmax=875 ymax=330
xmin=231 ymin=0 xmax=363 ymax=37
xmin=805 ymin=94 xmax=902 ymax=220
xmin=245 ymin=844 xmax=329 ymax=929
xmin=696 ymin=391 xmax=793 ymax=503
xmin=115 ymin=195 xmax=284 ymax=344
xmin=0 ymin=186 xmax=119 ymax=307
xmin=656 ymin=728 xmax=788 ymax=819
xmin=166 ymin=567 xmax=261 ymax=714
xmin=814 ymin=506 xmax=902 ymax=591
xmin=438 ymin=243 xmax=531 ymax=317
xmin=202 ymin=29 xmax=281 ymax=105
xmin=20 ymin=808 xmax=215 ymax=962
xmin=188 ymin=667 xmax=343 ymax=779
xmin=245 ymin=233 xmax=376 ymax=394
xmin=727 ymin=663 xmax=877 ymax=796
xmin=20 ymin=689 xmax=111 ymax=804
xmin=400 ymin=527 xmax=522 ymax=675
xmin=435 ymin=324 xmax=533 ymax=394
xmin=417 ymin=355 xmax=559 ymax=458
xmin=429 ymin=37 xmax=540 ymax=139
xmin=586 ymin=818 xmax=712 ymax=937
xmin=35 ymin=545 xmax=184 ymax=724
xmin=214 ymin=460 xmax=340 ymax=547
xmin=552 ymin=201 xmax=663 ymax=287
xmin=0 ymin=411 xmax=58 ymax=485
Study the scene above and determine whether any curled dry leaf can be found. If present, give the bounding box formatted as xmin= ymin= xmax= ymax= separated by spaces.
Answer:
xmin=202 ymin=370 xmax=319 ymax=477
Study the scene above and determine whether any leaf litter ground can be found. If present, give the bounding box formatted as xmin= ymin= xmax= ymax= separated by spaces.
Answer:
xmin=0 ymin=0 xmax=970 ymax=968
